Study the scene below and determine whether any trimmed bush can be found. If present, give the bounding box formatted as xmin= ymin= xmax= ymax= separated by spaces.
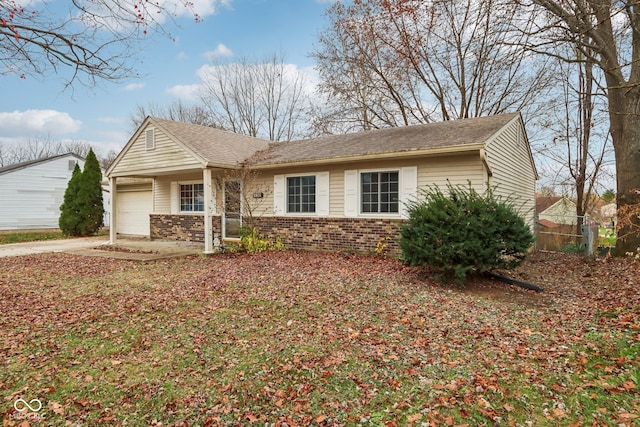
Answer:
xmin=399 ymin=184 xmax=534 ymax=283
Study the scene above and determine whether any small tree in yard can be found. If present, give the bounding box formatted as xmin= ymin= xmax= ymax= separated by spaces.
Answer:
xmin=76 ymin=149 xmax=104 ymax=235
xmin=59 ymin=163 xmax=83 ymax=236
xmin=400 ymin=184 xmax=534 ymax=283
xmin=59 ymin=149 xmax=104 ymax=236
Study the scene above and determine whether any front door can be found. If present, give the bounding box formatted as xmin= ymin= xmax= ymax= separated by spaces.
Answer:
xmin=224 ymin=180 xmax=242 ymax=239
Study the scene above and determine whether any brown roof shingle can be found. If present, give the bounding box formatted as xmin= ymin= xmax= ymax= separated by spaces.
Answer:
xmin=151 ymin=117 xmax=270 ymax=167
xmin=247 ymin=113 xmax=519 ymax=166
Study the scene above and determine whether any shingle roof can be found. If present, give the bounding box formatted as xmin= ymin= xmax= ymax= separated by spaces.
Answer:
xmin=150 ymin=117 xmax=270 ymax=166
xmin=535 ymin=196 xmax=563 ymax=214
xmin=0 ymin=153 xmax=84 ymax=176
xmin=246 ymin=113 xmax=519 ymax=166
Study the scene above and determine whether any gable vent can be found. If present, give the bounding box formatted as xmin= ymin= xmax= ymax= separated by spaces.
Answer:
xmin=145 ymin=128 xmax=155 ymax=150
xmin=68 ymin=160 xmax=77 ymax=171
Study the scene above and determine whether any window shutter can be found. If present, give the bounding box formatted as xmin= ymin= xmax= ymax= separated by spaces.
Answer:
xmin=344 ymin=170 xmax=358 ymax=217
xmin=170 ymin=182 xmax=179 ymax=214
xmin=316 ymin=172 xmax=330 ymax=216
xmin=273 ymin=175 xmax=285 ymax=215
xmin=400 ymin=166 xmax=418 ymax=219
xmin=145 ymin=128 xmax=155 ymax=150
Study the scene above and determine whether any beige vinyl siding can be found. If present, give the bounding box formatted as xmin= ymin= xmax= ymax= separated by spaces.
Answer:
xmin=250 ymin=157 xmax=487 ymax=218
xmin=154 ymin=178 xmax=171 ymax=214
xmin=110 ymin=125 xmax=202 ymax=176
xmin=484 ymin=119 xmax=537 ymax=227
xmin=418 ymin=154 xmax=485 ymax=193
xmin=152 ymin=173 xmax=211 ymax=215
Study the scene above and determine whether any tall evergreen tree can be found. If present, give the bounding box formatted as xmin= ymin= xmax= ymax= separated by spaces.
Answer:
xmin=76 ymin=148 xmax=104 ymax=235
xmin=59 ymin=163 xmax=82 ymax=235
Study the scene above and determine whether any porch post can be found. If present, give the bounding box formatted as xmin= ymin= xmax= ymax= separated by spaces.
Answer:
xmin=109 ymin=177 xmax=117 ymax=244
xmin=203 ymin=168 xmax=214 ymax=253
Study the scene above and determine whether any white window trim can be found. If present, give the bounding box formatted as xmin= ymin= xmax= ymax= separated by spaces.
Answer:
xmin=358 ymin=168 xmax=402 ymax=218
xmin=345 ymin=167 xmax=417 ymax=219
xmin=274 ymin=172 xmax=329 ymax=217
xmin=178 ymin=180 xmax=205 ymax=215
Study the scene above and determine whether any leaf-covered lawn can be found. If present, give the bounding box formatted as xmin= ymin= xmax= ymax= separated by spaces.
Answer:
xmin=0 ymin=251 xmax=638 ymax=426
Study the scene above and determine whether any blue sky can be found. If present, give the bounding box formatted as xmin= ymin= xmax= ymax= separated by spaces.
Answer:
xmin=0 ymin=0 xmax=333 ymax=157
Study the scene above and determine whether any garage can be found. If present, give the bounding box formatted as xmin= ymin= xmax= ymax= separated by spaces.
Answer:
xmin=117 ymin=189 xmax=152 ymax=236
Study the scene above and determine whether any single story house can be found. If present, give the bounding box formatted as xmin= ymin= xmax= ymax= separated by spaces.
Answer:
xmin=536 ymin=196 xmax=577 ymax=226
xmin=0 ymin=153 xmax=110 ymax=231
xmin=106 ymin=112 xmax=537 ymax=254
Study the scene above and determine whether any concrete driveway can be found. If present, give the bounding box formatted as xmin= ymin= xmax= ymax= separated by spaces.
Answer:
xmin=0 ymin=236 xmax=109 ymax=258
xmin=0 ymin=237 xmax=203 ymax=260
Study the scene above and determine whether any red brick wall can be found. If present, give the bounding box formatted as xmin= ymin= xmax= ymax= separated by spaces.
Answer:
xmin=249 ymin=216 xmax=404 ymax=255
xmin=150 ymin=214 xmax=222 ymax=242
xmin=150 ymin=214 xmax=404 ymax=255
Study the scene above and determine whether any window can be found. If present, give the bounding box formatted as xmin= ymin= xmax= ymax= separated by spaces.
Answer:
xmin=180 ymin=183 xmax=204 ymax=212
xmin=287 ymin=176 xmax=316 ymax=213
xmin=361 ymin=171 xmax=399 ymax=213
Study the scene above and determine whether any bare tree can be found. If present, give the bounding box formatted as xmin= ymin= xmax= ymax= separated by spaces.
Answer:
xmin=199 ymin=53 xmax=311 ymax=141
xmin=519 ymin=0 xmax=640 ymax=254
xmin=0 ymin=0 xmax=203 ymax=87
xmin=536 ymin=46 xmax=612 ymax=234
xmin=130 ymin=101 xmax=216 ymax=131
xmin=0 ymin=136 xmax=111 ymax=169
xmin=312 ymin=0 xmax=553 ymax=132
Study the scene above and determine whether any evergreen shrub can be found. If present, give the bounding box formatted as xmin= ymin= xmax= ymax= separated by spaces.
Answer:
xmin=399 ymin=183 xmax=534 ymax=283
xmin=59 ymin=149 xmax=104 ymax=236
xmin=59 ymin=163 xmax=83 ymax=236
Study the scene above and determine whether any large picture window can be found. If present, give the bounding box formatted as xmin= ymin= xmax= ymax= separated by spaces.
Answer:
xmin=180 ymin=183 xmax=204 ymax=212
xmin=287 ymin=176 xmax=316 ymax=213
xmin=361 ymin=171 xmax=399 ymax=213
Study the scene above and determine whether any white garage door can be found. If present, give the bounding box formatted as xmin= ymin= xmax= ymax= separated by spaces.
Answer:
xmin=118 ymin=190 xmax=152 ymax=236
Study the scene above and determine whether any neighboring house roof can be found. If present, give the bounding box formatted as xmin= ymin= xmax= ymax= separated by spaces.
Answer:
xmin=246 ymin=112 xmax=521 ymax=167
xmin=535 ymin=196 xmax=563 ymax=214
xmin=148 ymin=117 xmax=270 ymax=166
xmin=538 ymin=218 xmax=560 ymax=228
xmin=0 ymin=153 xmax=85 ymax=176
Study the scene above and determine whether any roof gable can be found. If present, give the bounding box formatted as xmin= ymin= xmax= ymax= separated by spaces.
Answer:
xmin=0 ymin=153 xmax=84 ymax=176
xmin=107 ymin=117 xmax=271 ymax=177
xmin=247 ymin=113 xmax=520 ymax=167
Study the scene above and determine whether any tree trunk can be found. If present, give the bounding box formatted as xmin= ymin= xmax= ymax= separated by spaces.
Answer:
xmin=610 ymin=89 xmax=640 ymax=255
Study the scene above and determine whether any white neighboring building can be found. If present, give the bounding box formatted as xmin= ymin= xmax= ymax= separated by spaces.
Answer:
xmin=0 ymin=153 xmax=110 ymax=231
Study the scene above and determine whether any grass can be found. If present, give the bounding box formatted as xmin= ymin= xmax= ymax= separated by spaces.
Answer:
xmin=0 ymin=230 xmax=68 ymax=244
xmin=0 ymin=251 xmax=638 ymax=426
xmin=0 ymin=229 xmax=108 ymax=245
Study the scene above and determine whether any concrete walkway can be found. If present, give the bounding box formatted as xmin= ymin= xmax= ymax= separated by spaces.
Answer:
xmin=0 ymin=236 xmax=108 ymax=258
xmin=0 ymin=237 xmax=203 ymax=260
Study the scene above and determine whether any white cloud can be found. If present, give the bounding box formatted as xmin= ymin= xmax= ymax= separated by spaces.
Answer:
xmin=204 ymin=43 xmax=234 ymax=61
xmin=176 ymin=51 xmax=189 ymax=61
xmin=124 ymin=82 xmax=146 ymax=91
xmin=166 ymin=84 xmax=202 ymax=100
xmin=0 ymin=110 xmax=82 ymax=137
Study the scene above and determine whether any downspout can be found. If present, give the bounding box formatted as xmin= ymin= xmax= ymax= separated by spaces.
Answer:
xmin=109 ymin=177 xmax=117 ymax=244
xmin=480 ymin=148 xmax=493 ymax=191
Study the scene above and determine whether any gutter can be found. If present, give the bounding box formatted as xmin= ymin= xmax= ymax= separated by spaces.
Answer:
xmin=249 ymin=144 xmax=486 ymax=170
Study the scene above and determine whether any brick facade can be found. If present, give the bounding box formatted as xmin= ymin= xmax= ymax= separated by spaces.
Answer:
xmin=250 ymin=217 xmax=404 ymax=255
xmin=150 ymin=214 xmax=222 ymax=242
xmin=150 ymin=214 xmax=405 ymax=255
